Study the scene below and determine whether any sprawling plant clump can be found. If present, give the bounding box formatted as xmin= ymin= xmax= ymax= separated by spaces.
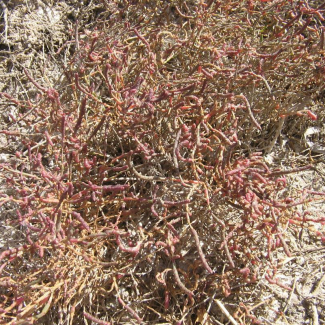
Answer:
xmin=0 ymin=1 xmax=325 ymax=324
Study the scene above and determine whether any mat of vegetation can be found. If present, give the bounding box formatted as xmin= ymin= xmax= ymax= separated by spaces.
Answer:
xmin=0 ymin=1 xmax=325 ymax=324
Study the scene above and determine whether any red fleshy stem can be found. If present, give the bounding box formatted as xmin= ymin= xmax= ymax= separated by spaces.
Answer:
xmin=172 ymin=261 xmax=194 ymax=298
xmin=118 ymin=296 xmax=143 ymax=324
xmin=133 ymin=28 xmax=150 ymax=49
xmin=74 ymin=97 xmax=87 ymax=136
xmin=83 ymin=311 xmax=111 ymax=325
xmin=71 ymin=211 xmax=90 ymax=231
